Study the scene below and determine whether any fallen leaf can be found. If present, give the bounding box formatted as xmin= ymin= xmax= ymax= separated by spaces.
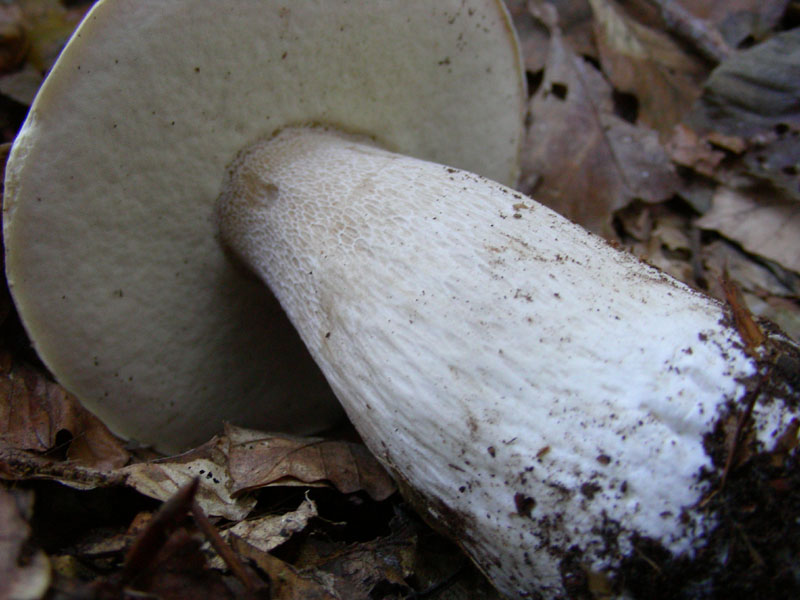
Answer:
xmin=0 ymin=487 xmax=51 ymax=600
xmin=677 ymin=0 xmax=789 ymax=48
xmin=701 ymin=239 xmax=800 ymax=341
xmin=208 ymin=496 xmax=318 ymax=570
xmin=0 ymin=350 xmax=129 ymax=470
xmin=0 ymin=441 xmax=126 ymax=488
xmin=721 ymin=273 xmax=767 ymax=353
xmin=123 ymin=437 xmax=256 ymax=521
xmin=0 ymin=422 xmax=394 ymax=521
xmin=225 ymin=425 xmax=396 ymax=502
xmin=520 ymin=16 xmax=681 ymax=235
xmin=641 ymin=0 xmax=732 ymax=64
xmin=504 ymin=0 xmax=550 ymax=73
xmin=687 ymin=28 xmax=800 ymax=139
xmin=524 ymin=0 xmax=598 ymax=67
xmin=740 ymin=124 xmax=800 ymax=203
xmin=666 ymin=123 xmax=727 ymax=177
xmin=300 ymin=530 xmax=417 ymax=600
xmin=233 ymin=538 xmax=339 ymax=600
xmin=696 ymin=186 xmax=800 ymax=274
xmin=0 ymin=1 xmax=92 ymax=109
xmin=588 ymin=0 xmax=708 ymax=137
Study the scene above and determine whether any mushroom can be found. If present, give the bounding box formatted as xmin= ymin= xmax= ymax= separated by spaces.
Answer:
xmin=3 ymin=1 xmax=798 ymax=598
xmin=2 ymin=0 xmax=525 ymax=450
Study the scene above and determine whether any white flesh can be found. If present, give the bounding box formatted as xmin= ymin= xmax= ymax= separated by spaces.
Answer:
xmin=218 ymin=127 xmax=798 ymax=598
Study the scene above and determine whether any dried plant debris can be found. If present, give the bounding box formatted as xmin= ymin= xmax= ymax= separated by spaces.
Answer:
xmin=0 ymin=0 xmax=91 ymax=105
xmin=688 ymin=28 xmax=800 ymax=140
xmin=224 ymin=424 xmax=396 ymax=502
xmin=697 ymin=186 xmax=800 ymax=274
xmin=0 ymin=349 xmax=130 ymax=470
xmin=520 ymin=4 xmax=682 ymax=235
xmin=589 ymin=0 xmax=709 ymax=137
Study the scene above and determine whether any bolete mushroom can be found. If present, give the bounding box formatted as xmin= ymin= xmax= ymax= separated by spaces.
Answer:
xmin=3 ymin=1 xmax=799 ymax=598
xmin=3 ymin=0 xmax=524 ymax=449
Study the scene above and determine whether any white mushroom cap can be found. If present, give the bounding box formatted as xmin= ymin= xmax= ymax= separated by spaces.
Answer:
xmin=2 ymin=0 xmax=525 ymax=450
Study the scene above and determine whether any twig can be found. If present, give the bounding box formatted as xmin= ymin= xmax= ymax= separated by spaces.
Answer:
xmin=120 ymin=477 xmax=198 ymax=585
xmin=190 ymin=499 xmax=264 ymax=593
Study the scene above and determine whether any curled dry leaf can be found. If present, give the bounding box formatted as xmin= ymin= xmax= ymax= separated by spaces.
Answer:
xmin=520 ymin=15 xmax=681 ymax=235
xmin=701 ymin=240 xmax=800 ymax=341
xmin=225 ymin=425 xmax=395 ymax=502
xmin=0 ymin=421 xmax=392 ymax=522
xmin=0 ymin=350 xmax=129 ymax=470
xmin=0 ymin=487 xmax=50 ymax=600
xmin=208 ymin=496 xmax=318 ymax=571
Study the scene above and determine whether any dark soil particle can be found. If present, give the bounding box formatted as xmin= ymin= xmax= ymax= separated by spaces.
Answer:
xmin=619 ymin=448 xmax=800 ymax=599
xmin=615 ymin=333 xmax=800 ymax=600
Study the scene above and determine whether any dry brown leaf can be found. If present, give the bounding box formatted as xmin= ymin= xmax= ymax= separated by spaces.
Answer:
xmin=740 ymin=124 xmax=800 ymax=203
xmin=123 ymin=437 xmax=256 ymax=521
xmin=0 ymin=422 xmax=393 ymax=521
xmin=233 ymin=538 xmax=339 ymax=600
xmin=0 ymin=441 xmax=126 ymax=489
xmin=523 ymin=0 xmax=598 ymax=67
xmin=0 ymin=63 xmax=43 ymax=105
xmin=701 ymin=240 xmax=800 ymax=341
xmin=520 ymin=17 xmax=681 ymax=235
xmin=504 ymin=0 xmax=550 ymax=73
xmin=697 ymin=186 xmax=800 ymax=274
xmin=681 ymin=29 xmax=800 ymax=206
xmin=687 ymin=29 xmax=800 ymax=139
xmin=0 ymin=487 xmax=50 ymax=600
xmin=208 ymin=496 xmax=318 ymax=571
xmin=589 ymin=0 xmax=707 ymax=137
xmin=635 ymin=218 xmax=696 ymax=283
xmin=0 ymin=350 xmax=129 ymax=470
xmin=298 ymin=531 xmax=417 ymax=600
xmin=666 ymin=123 xmax=728 ymax=177
xmin=225 ymin=425 xmax=395 ymax=502
xmin=677 ymin=0 xmax=789 ymax=47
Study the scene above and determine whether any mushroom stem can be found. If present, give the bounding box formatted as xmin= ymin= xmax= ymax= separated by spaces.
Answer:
xmin=217 ymin=127 xmax=798 ymax=597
